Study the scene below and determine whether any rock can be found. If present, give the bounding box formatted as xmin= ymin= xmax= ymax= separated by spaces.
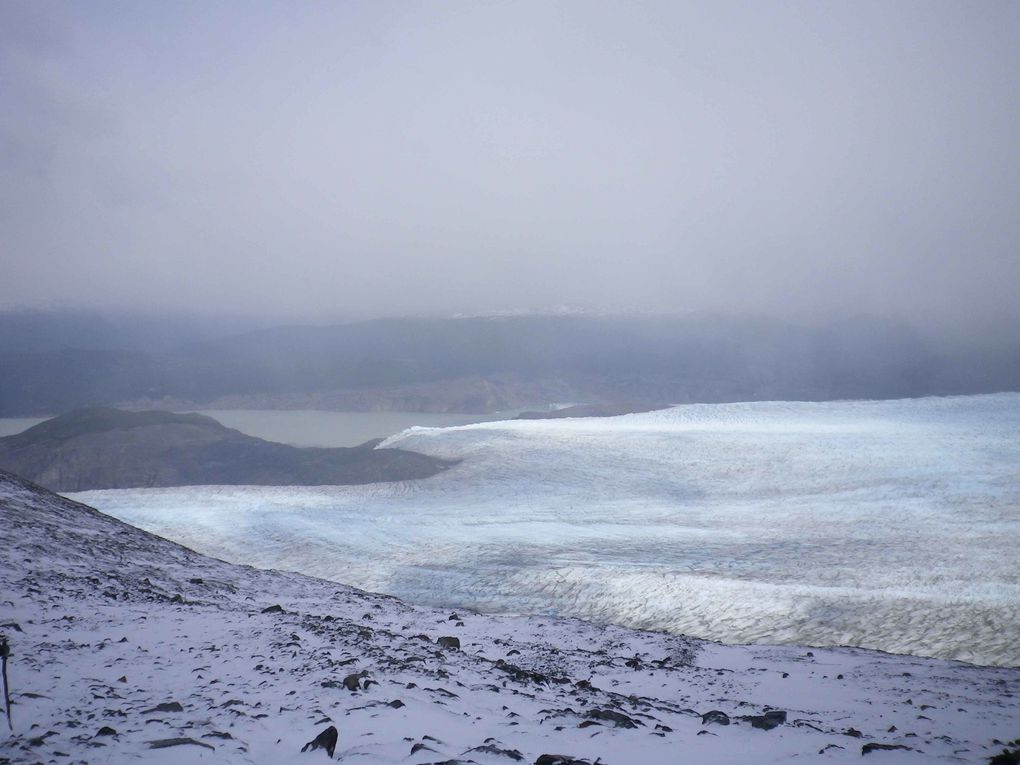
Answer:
xmin=143 ymin=701 xmax=183 ymax=713
xmin=744 ymin=710 xmax=787 ymax=730
xmin=535 ymin=756 xmax=593 ymax=765
xmin=262 ymin=604 xmax=285 ymax=614
xmin=468 ymin=744 xmax=525 ymax=760
xmin=862 ymin=743 xmax=914 ymax=755
xmin=95 ymin=726 xmax=117 ymax=736
xmin=495 ymin=660 xmax=550 ymax=685
xmin=388 ymin=699 xmax=405 ymax=708
xmin=701 ymin=710 xmax=730 ymax=726
xmin=844 ymin=727 xmax=863 ymax=738
xmin=28 ymin=732 xmax=58 ymax=747
xmin=437 ymin=636 xmax=461 ymax=650
xmin=342 ymin=671 xmax=368 ymax=691
xmin=584 ymin=708 xmax=642 ymax=729
xmin=987 ymin=751 xmax=1020 ymax=765
xmin=300 ymin=725 xmax=338 ymax=757
xmin=147 ymin=737 xmax=215 ymax=750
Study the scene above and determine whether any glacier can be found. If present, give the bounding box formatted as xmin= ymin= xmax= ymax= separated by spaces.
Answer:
xmin=72 ymin=393 xmax=1020 ymax=667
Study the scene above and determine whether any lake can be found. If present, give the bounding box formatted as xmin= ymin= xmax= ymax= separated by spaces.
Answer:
xmin=0 ymin=409 xmax=525 ymax=447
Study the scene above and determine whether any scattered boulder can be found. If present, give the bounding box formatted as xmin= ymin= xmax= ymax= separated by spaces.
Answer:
xmin=437 ymin=636 xmax=461 ymax=650
xmin=535 ymin=756 xmax=594 ymax=765
xmin=743 ymin=710 xmax=787 ymax=730
xmin=301 ymin=725 xmax=338 ymax=757
xmin=495 ymin=660 xmax=550 ymax=685
xmin=701 ymin=710 xmax=730 ymax=726
xmin=468 ymin=744 xmax=524 ymax=760
xmin=147 ymin=737 xmax=215 ymax=750
xmin=862 ymin=743 xmax=914 ymax=755
xmin=95 ymin=726 xmax=117 ymax=736
xmin=262 ymin=604 xmax=285 ymax=614
xmin=143 ymin=701 xmax=183 ymax=713
xmin=584 ymin=708 xmax=642 ymax=729
xmin=342 ymin=671 xmax=369 ymax=691
xmin=987 ymin=751 xmax=1020 ymax=765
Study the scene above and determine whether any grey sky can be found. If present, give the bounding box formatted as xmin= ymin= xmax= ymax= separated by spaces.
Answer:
xmin=2 ymin=1 xmax=1018 ymax=325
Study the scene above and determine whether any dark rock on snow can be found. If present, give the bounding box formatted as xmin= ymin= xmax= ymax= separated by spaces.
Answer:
xmin=301 ymin=725 xmax=339 ymax=757
xmin=701 ymin=710 xmax=730 ymax=726
xmin=147 ymin=737 xmax=215 ymax=750
xmin=743 ymin=710 xmax=787 ymax=730
xmin=862 ymin=742 xmax=914 ymax=755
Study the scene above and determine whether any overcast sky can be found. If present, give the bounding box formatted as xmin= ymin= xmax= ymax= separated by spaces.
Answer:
xmin=2 ymin=1 xmax=1018 ymax=325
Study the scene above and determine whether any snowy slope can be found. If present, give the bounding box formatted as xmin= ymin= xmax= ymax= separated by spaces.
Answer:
xmin=1 ymin=470 xmax=1018 ymax=764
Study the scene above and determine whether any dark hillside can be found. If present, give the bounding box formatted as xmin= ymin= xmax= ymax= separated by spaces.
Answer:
xmin=0 ymin=408 xmax=454 ymax=491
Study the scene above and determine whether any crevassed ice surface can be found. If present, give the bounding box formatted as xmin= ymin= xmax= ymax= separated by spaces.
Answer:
xmin=73 ymin=394 xmax=1020 ymax=667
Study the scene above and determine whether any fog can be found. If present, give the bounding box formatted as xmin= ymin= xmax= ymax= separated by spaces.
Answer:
xmin=2 ymin=1 xmax=1019 ymax=328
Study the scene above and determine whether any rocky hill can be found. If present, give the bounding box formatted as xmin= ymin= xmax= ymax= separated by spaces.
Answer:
xmin=0 ymin=469 xmax=1018 ymax=764
xmin=0 ymin=408 xmax=453 ymax=491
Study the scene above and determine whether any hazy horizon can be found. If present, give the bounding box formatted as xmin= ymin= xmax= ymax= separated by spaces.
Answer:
xmin=3 ymin=1 xmax=1019 ymax=330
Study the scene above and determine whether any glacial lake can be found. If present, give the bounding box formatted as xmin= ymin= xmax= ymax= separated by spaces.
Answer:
xmin=0 ymin=409 xmax=526 ymax=447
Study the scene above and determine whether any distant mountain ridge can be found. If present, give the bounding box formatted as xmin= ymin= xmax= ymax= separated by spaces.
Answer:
xmin=2 ymin=312 xmax=1018 ymax=415
xmin=0 ymin=408 xmax=454 ymax=491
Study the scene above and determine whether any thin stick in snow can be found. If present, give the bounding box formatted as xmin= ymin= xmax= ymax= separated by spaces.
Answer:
xmin=0 ymin=636 xmax=11 ymax=731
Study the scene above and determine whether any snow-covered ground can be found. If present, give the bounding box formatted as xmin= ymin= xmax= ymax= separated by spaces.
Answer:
xmin=1 ymin=471 xmax=1018 ymax=764
xmin=74 ymin=394 xmax=1020 ymax=667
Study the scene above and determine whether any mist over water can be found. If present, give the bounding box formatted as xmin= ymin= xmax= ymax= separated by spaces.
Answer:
xmin=74 ymin=394 xmax=1020 ymax=666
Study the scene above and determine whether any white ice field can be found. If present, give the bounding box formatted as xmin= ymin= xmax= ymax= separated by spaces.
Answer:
xmin=73 ymin=393 xmax=1020 ymax=667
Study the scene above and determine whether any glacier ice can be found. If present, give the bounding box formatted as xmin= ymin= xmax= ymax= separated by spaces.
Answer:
xmin=73 ymin=393 xmax=1020 ymax=666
